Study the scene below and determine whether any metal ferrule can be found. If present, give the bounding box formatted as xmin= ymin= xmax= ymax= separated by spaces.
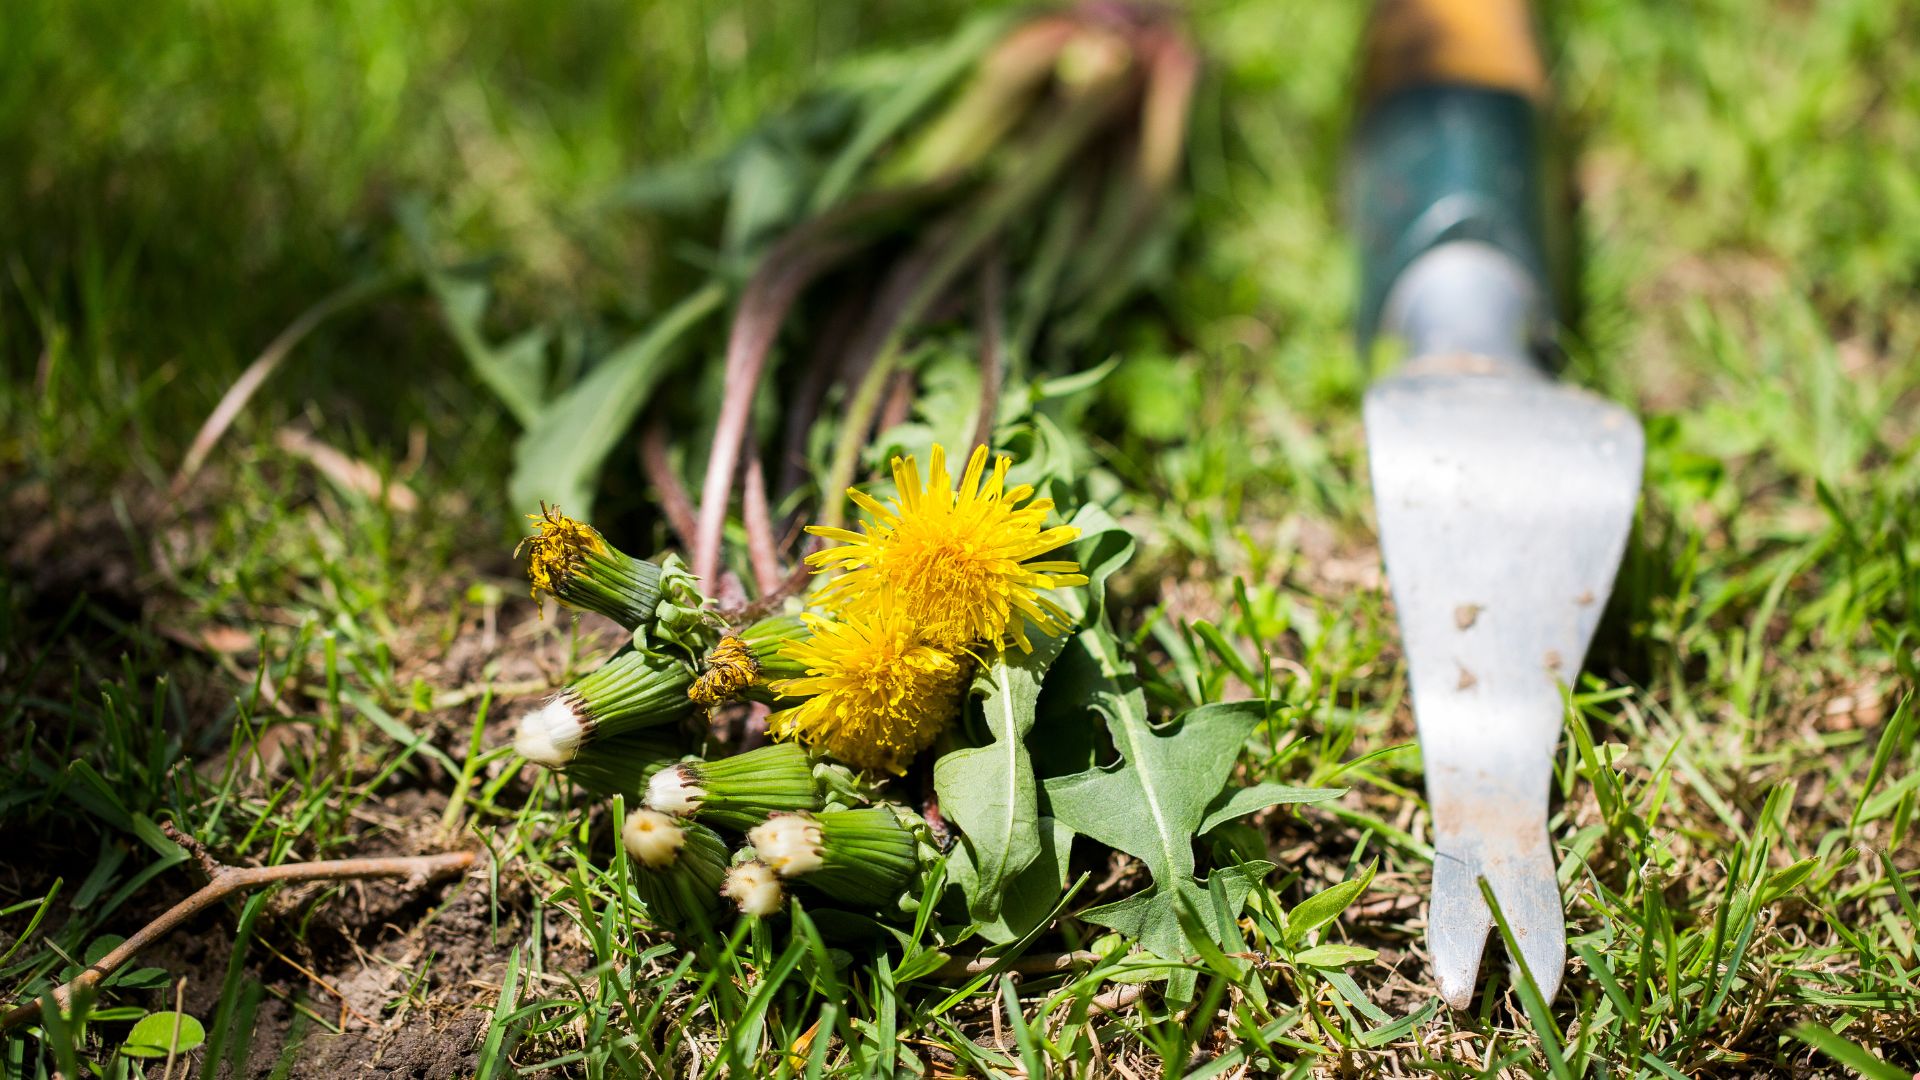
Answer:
xmin=1378 ymin=240 xmax=1550 ymax=378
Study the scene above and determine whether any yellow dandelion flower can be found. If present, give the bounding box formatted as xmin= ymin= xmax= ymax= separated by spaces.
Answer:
xmin=768 ymin=608 xmax=967 ymax=774
xmin=805 ymin=444 xmax=1089 ymax=651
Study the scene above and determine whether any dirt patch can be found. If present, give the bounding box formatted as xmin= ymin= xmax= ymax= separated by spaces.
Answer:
xmin=260 ymin=877 xmax=519 ymax=1079
xmin=0 ymin=467 xmax=571 ymax=1077
xmin=285 ymin=1012 xmax=489 ymax=1079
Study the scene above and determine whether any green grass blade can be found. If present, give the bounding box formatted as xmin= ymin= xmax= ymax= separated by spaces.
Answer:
xmin=475 ymin=946 xmax=522 ymax=1080
xmin=1479 ymin=878 xmax=1571 ymax=1080
xmin=197 ymin=890 xmax=269 ymax=1080
xmin=1789 ymin=1022 xmax=1908 ymax=1080
xmin=999 ymin=973 xmax=1046 ymax=1079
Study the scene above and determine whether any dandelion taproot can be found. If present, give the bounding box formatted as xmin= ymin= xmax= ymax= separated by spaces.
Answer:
xmin=767 ymin=608 xmax=966 ymax=774
xmin=805 ymin=444 xmax=1088 ymax=650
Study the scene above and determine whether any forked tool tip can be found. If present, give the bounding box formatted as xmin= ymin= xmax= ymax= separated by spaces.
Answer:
xmin=1429 ymin=832 xmax=1565 ymax=1009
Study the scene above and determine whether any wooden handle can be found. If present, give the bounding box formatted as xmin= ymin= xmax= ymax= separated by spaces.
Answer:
xmin=1359 ymin=0 xmax=1546 ymax=106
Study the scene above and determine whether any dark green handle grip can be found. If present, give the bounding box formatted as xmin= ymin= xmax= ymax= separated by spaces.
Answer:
xmin=1352 ymin=85 xmax=1551 ymax=348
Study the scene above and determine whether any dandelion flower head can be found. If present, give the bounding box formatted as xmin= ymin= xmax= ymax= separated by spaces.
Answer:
xmin=769 ymin=607 xmax=967 ymax=774
xmin=805 ymin=444 xmax=1087 ymax=650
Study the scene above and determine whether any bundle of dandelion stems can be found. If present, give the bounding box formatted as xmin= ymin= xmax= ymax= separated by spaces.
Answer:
xmin=668 ymin=3 xmax=1194 ymax=597
xmin=505 ymin=3 xmax=1197 ymax=932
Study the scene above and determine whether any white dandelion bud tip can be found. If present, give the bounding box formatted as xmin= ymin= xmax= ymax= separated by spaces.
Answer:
xmin=621 ymin=808 xmax=687 ymax=869
xmin=515 ymin=696 xmax=587 ymax=767
xmin=645 ymin=764 xmax=705 ymax=816
xmin=747 ymin=814 xmax=824 ymax=876
xmin=722 ymin=861 xmax=785 ymax=917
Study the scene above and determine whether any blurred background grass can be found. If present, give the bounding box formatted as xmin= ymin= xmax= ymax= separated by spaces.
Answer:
xmin=6 ymin=0 xmax=1913 ymax=516
xmin=1 ymin=0 xmax=988 ymax=489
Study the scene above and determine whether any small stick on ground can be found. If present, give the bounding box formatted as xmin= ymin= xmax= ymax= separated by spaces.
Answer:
xmin=0 ymin=845 xmax=476 ymax=1030
xmin=254 ymin=935 xmax=377 ymax=1028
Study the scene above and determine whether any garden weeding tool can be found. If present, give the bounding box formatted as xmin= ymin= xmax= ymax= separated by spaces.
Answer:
xmin=1351 ymin=0 xmax=1643 ymax=1008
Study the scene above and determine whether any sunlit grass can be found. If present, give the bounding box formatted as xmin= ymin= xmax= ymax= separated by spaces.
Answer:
xmin=3 ymin=0 xmax=1917 ymax=1075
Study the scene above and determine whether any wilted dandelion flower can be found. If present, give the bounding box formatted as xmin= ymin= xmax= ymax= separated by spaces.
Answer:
xmin=806 ymin=444 xmax=1088 ymax=650
xmin=768 ymin=608 xmax=966 ymax=773
xmin=687 ymin=615 xmax=809 ymax=706
xmin=688 ymin=636 xmax=758 ymax=705
xmin=518 ymin=506 xmax=668 ymax=630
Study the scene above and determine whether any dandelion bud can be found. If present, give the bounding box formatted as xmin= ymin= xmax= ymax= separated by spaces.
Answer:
xmin=514 ymin=696 xmax=589 ymax=767
xmin=746 ymin=813 xmax=825 ymax=876
xmin=645 ymin=742 xmax=820 ymax=831
xmin=519 ymin=506 xmax=672 ymax=630
xmin=621 ymin=808 xmax=728 ymax=925
xmin=746 ymin=807 xmax=921 ymax=909
xmin=515 ymin=649 xmax=697 ymax=768
xmin=621 ymin=808 xmax=687 ymax=868
xmin=721 ymin=860 xmax=785 ymax=918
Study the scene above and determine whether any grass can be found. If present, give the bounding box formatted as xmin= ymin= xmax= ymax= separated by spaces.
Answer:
xmin=3 ymin=0 xmax=1918 ymax=1076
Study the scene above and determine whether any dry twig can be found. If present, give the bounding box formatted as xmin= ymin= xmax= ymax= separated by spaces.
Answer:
xmin=0 ymin=843 xmax=475 ymax=1031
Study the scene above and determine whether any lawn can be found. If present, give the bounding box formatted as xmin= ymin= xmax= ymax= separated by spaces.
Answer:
xmin=2 ymin=0 xmax=1917 ymax=1076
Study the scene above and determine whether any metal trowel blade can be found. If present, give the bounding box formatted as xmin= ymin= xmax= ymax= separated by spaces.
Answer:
xmin=1364 ymin=363 xmax=1643 ymax=1008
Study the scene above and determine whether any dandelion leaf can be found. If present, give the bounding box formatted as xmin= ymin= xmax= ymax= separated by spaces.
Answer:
xmin=936 ymin=632 xmax=1068 ymax=921
xmin=1044 ymin=635 xmax=1288 ymax=959
xmin=1058 ymin=502 xmax=1133 ymax=628
xmin=936 ymin=502 xmax=1133 ymax=923
xmin=947 ymin=815 xmax=1073 ymax=944
xmin=509 ymin=286 xmax=724 ymax=519
xmin=1197 ymin=781 xmax=1344 ymax=836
